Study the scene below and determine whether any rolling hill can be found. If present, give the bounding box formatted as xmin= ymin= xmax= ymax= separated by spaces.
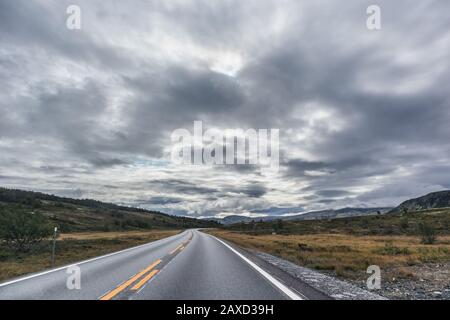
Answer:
xmin=0 ymin=188 xmax=219 ymax=232
xmin=390 ymin=190 xmax=450 ymax=213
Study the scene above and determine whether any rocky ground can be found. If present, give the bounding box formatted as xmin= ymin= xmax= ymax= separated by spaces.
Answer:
xmin=255 ymin=249 xmax=450 ymax=300
xmin=254 ymin=251 xmax=386 ymax=300
xmin=349 ymin=262 xmax=450 ymax=300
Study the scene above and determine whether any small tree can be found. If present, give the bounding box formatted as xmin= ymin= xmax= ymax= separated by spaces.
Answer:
xmin=418 ymin=222 xmax=437 ymax=245
xmin=0 ymin=207 xmax=52 ymax=252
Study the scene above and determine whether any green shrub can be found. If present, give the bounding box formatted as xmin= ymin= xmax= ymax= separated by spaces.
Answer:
xmin=377 ymin=241 xmax=411 ymax=255
xmin=0 ymin=207 xmax=53 ymax=252
xmin=418 ymin=222 xmax=437 ymax=244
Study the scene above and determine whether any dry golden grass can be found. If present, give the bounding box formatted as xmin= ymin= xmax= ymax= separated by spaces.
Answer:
xmin=208 ymin=230 xmax=450 ymax=280
xmin=0 ymin=230 xmax=180 ymax=282
xmin=59 ymin=230 xmax=171 ymax=240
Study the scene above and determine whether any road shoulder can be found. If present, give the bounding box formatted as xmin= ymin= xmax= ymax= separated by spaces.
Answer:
xmin=205 ymin=231 xmax=386 ymax=300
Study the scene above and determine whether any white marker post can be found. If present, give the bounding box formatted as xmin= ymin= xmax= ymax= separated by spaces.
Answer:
xmin=51 ymin=227 xmax=58 ymax=268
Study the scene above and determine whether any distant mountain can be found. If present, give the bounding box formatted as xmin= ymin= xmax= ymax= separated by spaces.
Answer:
xmin=207 ymin=207 xmax=392 ymax=225
xmin=390 ymin=190 xmax=450 ymax=213
xmin=205 ymin=190 xmax=450 ymax=225
xmin=0 ymin=188 xmax=219 ymax=232
xmin=205 ymin=215 xmax=260 ymax=225
xmin=284 ymin=207 xmax=392 ymax=221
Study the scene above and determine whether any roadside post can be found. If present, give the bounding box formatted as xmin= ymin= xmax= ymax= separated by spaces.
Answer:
xmin=51 ymin=227 xmax=58 ymax=268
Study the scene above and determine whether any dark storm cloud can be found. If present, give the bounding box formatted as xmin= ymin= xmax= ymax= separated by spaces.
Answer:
xmin=240 ymin=185 xmax=267 ymax=198
xmin=148 ymin=179 xmax=219 ymax=195
xmin=122 ymin=66 xmax=245 ymax=118
xmin=222 ymin=184 xmax=268 ymax=198
xmin=317 ymin=199 xmax=337 ymax=204
xmin=283 ymin=156 xmax=392 ymax=181
xmin=136 ymin=196 xmax=184 ymax=205
xmin=11 ymin=79 xmax=135 ymax=168
xmin=0 ymin=0 xmax=129 ymax=70
xmin=117 ymin=66 xmax=247 ymax=159
xmin=145 ymin=179 xmax=266 ymax=200
xmin=315 ymin=190 xmax=353 ymax=198
xmin=0 ymin=0 xmax=449 ymax=216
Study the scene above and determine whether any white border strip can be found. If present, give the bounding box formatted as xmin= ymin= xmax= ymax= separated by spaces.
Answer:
xmin=0 ymin=231 xmax=188 ymax=288
xmin=211 ymin=236 xmax=304 ymax=300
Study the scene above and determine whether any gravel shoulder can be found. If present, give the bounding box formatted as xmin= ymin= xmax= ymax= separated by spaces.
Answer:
xmin=251 ymin=250 xmax=386 ymax=300
xmin=347 ymin=262 xmax=450 ymax=300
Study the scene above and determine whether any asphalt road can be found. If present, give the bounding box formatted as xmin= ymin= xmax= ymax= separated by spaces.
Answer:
xmin=0 ymin=230 xmax=328 ymax=300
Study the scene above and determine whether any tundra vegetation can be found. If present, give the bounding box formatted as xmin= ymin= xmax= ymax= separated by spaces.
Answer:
xmin=0 ymin=188 xmax=217 ymax=281
xmin=208 ymin=208 xmax=450 ymax=289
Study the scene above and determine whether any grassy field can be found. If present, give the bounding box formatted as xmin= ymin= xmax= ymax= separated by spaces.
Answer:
xmin=209 ymin=209 xmax=450 ymax=284
xmin=0 ymin=230 xmax=180 ymax=282
xmin=208 ymin=230 xmax=450 ymax=281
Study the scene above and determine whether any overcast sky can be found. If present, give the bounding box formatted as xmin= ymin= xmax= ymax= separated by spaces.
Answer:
xmin=1 ymin=0 xmax=449 ymax=218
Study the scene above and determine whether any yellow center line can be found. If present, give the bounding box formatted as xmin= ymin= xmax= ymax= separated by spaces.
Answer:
xmin=131 ymin=269 xmax=159 ymax=290
xmin=170 ymin=244 xmax=183 ymax=254
xmin=179 ymin=246 xmax=185 ymax=251
xmin=100 ymin=259 xmax=161 ymax=300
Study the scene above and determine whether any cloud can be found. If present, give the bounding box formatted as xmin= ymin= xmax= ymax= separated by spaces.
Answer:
xmin=136 ymin=196 xmax=185 ymax=205
xmin=315 ymin=190 xmax=354 ymax=198
xmin=222 ymin=184 xmax=268 ymax=198
xmin=1 ymin=0 xmax=449 ymax=217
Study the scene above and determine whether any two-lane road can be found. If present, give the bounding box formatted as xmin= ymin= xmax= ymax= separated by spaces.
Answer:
xmin=0 ymin=230 xmax=327 ymax=300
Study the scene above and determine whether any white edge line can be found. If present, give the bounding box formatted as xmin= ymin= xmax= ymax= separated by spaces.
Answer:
xmin=0 ymin=230 xmax=189 ymax=288
xmin=210 ymin=235 xmax=304 ymax=300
